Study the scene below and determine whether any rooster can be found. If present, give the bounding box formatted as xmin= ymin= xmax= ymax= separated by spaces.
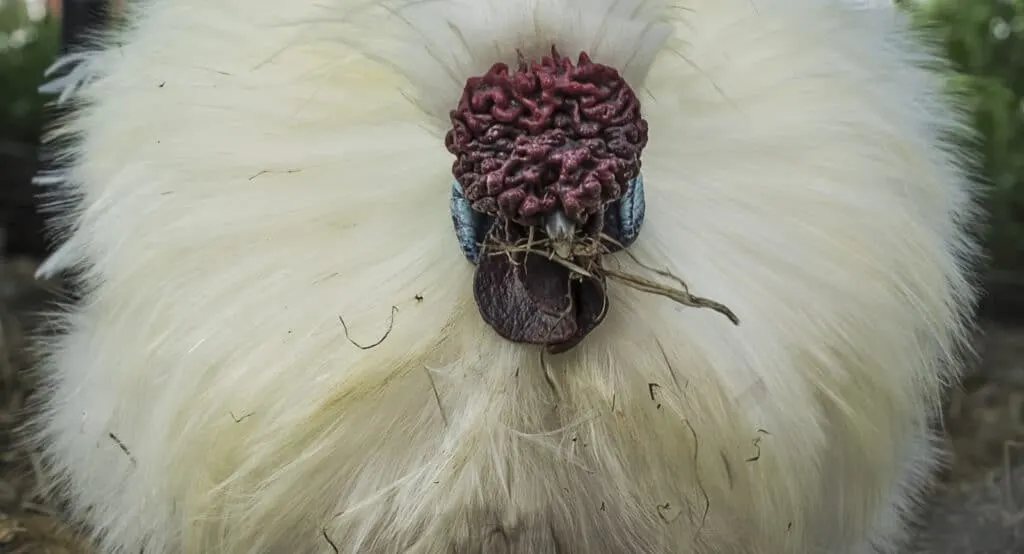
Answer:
xmin=30 ymin=0 xmax=980 ymax=553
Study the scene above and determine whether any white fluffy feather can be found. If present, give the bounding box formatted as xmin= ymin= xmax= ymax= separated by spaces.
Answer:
xmin=31 ymin=0 xmax=980 ymax=552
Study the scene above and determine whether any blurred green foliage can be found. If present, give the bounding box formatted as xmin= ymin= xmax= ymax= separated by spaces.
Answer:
xmin=900 ymin=0 xmax=1024 ymax=275
xmin=0 ymin=1 xmax=59 ymax=145
xmin=1 ymin=1 xmax=1024 ymax=274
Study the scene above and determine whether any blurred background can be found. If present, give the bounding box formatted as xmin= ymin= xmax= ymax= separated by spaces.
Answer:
xmin=2 ymin=0 xmax=1024 ymax=552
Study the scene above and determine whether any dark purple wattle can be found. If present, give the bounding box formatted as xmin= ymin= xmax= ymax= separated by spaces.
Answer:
xmin=473 ymin=221 xmax=607 ymax=354
xmin=445 ymin=48 xmax=648 ymax=227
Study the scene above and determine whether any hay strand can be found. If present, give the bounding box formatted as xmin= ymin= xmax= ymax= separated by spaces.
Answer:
xmin=480 ymin=229 xmax=739 ymax=326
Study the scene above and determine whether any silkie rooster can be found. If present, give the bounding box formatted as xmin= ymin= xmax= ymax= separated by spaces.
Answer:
xmin=30 ymin=0 xmax=981 ymax=552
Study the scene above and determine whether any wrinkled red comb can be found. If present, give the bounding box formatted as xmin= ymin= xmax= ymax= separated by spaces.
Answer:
xmin=445 ymin=47 xmax=648 ymax=227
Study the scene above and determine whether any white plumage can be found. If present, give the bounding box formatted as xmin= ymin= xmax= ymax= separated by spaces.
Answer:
xmin=31 ymin=0 xmax=980 ymax=552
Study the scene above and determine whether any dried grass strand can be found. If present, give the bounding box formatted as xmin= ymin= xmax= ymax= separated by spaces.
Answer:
xmin=480 ymin=229 xmax=739 ymax=325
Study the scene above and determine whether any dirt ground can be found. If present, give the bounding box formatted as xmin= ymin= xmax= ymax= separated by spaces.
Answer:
xmin=0 ymin=257 xmax=88 ymax=553
xmin=911 ymin=323 xmax=1024 ymax=554
xmin=0 ymin=257 xmax=1022 ymax=553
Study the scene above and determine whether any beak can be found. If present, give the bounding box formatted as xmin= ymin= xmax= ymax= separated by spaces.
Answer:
xmin=545 ymin=211 xmax=576 ymax=258
xmin=544 ymin=211 xmax=575 ymax=241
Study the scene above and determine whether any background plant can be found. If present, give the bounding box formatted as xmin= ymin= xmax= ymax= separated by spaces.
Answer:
xmin=0 ymin=1 xmax=58 ymax=146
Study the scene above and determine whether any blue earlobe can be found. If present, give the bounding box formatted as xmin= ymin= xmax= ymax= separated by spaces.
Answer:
xmin=450 ymin=175 xmax=646 ymax=264
xmin=451 ymin=181 xmax=492 ymax=264
xmin=616 ymin=174 xmax=645 ymax=247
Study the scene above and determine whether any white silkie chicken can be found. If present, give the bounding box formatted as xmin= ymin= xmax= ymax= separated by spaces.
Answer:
xmin=30 ymin=0 xmax=980 ymax=553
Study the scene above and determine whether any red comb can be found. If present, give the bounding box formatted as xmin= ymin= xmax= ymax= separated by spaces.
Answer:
xmin=445 ymin=47 xmax=648 ymax=227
